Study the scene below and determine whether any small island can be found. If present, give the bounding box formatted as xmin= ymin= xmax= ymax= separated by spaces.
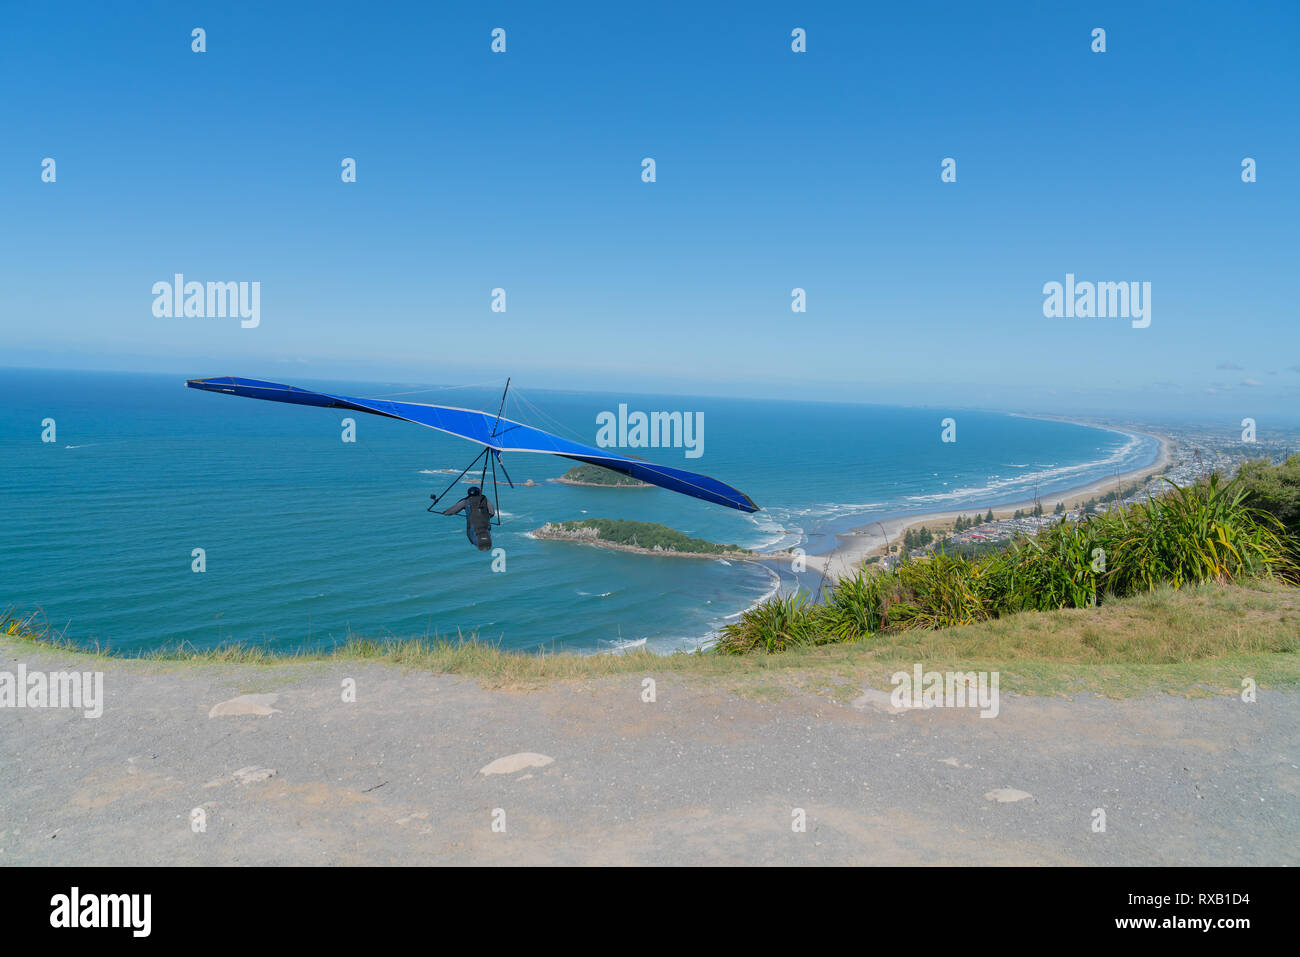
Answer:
xmin=533 ymin=518 xmax=761 ymax=559
xmin=552 ymin=465 xmax=650 ymax=488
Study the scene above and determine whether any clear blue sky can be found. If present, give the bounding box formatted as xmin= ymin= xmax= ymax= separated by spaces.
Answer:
xmin=2 ymin=1 xmax=1297 ymax=416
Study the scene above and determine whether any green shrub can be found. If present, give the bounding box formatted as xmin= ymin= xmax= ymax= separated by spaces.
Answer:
xmin=715 ymin=592 xmax=818 ymax=654
xmin=818 ymin=571 xmax=892 ymax=641
xmin=549 ymin=518 xmax=750 ymax=554
xmin=717 ymin=475 xmax=1294 ymax=654
xmin=1235 ymin=455 xmax=1300 ymax=541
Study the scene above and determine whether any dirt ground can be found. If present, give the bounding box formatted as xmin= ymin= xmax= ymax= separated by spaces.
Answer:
xmin=2 ymin=638 xmax=1295 ymax=866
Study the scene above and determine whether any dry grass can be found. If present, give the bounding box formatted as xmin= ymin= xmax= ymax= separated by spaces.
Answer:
xmin=4 ymin=581 xmax=1298 ymax=697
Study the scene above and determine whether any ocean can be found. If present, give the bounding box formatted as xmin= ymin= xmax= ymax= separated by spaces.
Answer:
xmin=0 ymin=369 xmax=1160 ymax=654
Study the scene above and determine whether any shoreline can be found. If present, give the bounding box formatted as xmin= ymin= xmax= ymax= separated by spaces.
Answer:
xmin=803 ymin=426 xmax=1173 ymax=582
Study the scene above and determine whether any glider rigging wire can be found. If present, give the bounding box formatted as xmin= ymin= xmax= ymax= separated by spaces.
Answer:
xmin=185 ymin=376 xmax=760 ymax=521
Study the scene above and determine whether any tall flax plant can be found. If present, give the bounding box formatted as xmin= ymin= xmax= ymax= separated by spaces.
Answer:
xmin=1003 ymin=517 xmax=1112 ymax=610
xmin=1106 ymin=476 xmax=1290 ymax=591
xmin=983 ymin=477 xmax=1287 ymax=613
xmin=819 ymin=571 xmax=893 ymax=641
xmin=715 ymin=591 xmax=819 ymax=654
xmin=715 ymin=475 xmax=1293 ymax=654
xmin=889 ymin=554 xmax=989 ymax=628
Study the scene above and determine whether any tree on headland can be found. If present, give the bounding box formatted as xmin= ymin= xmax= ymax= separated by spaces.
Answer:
xmin=545 ymin=518 xmax=748 ymax=554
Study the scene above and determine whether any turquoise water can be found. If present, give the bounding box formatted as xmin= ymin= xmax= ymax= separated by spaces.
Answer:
xmin=0 ymin=369 xmax=1158 ymax=654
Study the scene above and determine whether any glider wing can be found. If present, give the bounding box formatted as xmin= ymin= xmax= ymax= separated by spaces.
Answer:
xmin=186 ymin=376 xmax=759 ymax=513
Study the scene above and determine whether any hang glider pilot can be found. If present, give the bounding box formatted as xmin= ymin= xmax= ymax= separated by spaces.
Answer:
xmin=442 ymin=485 xmax=495 ymax=551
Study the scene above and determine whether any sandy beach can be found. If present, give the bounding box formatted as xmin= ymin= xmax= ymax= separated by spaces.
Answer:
xmin=803 ymin=427 xmax=1172 ymax=582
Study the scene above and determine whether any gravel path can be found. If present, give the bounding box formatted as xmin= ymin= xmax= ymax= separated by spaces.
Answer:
xmin=2 ymin=639 xmax=1295 ymax=865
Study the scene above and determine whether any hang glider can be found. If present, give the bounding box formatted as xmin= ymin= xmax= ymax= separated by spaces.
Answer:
xmin=185 ymin=377 xmax=760 ymax=517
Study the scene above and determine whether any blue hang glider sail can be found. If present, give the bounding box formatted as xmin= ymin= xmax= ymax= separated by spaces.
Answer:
xmin=185 ymin=376 xmax=759 ymax=513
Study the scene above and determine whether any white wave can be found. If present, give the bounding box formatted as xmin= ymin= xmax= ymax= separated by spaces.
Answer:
xmin=743 ymin=510 xmax=793 ymax=551
xmin=622 ymin=564 xmax=783 ymax=655
xmin=902 ymin=434 xmax=1147 ymax=506
xmin=607 ymin=636 xmax=647 ymax=653
xmin=747 ymin=500 xmax=890 ymax=552
xmin=785 ymin=501 xmax=888 ymax=519
xmin=718 ymin=565 xmax=782 ymax=622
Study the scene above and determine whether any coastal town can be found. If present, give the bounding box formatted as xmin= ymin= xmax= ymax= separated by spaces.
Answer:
xmin=887 ymin=421 xmax=1300 ymax=564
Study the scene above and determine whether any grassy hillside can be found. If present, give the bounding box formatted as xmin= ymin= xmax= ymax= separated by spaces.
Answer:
xmin=718 ymin=474 xmax=1296 ymax=654
xmin=8 ymin=467 xmax=1299 ymax=697
xmin=5 ymin=581 xmax=1298 ymax=696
